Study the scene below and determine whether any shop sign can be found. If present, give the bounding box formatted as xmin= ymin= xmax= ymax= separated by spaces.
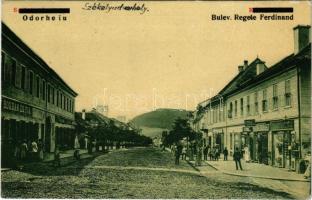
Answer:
xmin=253 ymin=123 xmax=270 ymax=132
xmin=244 ymin=119 xmax=256 ymax=127
xmin=2 ymin=98 xmax=32 ymax=116
xmin=242 ymin=127 xmax=252 ymax=132
xmin=213 ymin=129 xmax=223 ymax=134
xmin=55 ymin=115 xmax=72 ymax=124
xmin=271 ymin=120 xmax=294 ymax=131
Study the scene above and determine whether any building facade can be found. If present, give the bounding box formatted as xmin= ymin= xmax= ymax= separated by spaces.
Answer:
xmin=192 ymin=25 xmax=311 ymax=172
xmin=1 ymin=23 xmax=78 ymax=165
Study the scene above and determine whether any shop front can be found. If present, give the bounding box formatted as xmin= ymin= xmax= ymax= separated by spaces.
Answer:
xmin=212 ymin=129 xmax=224 ymax=152
xmin=271 ymin=120 xmax=296 ymax=169
xmin=253 ymin=123 xmax=270 ymax=165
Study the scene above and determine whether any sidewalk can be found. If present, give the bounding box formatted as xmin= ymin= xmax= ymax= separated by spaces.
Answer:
xmin=42 ymin=148 xmax=89 ymax=162
xmin=203 ymin=155 xmax=310 ymax=182
xmin=1 ymin=148 xmax=99 ymax=171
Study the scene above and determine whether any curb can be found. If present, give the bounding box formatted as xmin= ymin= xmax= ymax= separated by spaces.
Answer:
xmin=204 ymin=161 xmax=310 ymax=182
xmin=186 ymin=160 xmax=200 ymax=172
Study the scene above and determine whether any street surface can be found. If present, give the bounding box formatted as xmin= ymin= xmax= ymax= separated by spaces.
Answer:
xmin=2 ymin=147 xmax=294 ymax=198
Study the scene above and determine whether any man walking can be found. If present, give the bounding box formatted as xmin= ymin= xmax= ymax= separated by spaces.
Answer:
xmin=233 ymin=147 xmax=243 ymax=170
xmin=203 ymin=145 xmax=208 ymax=161
xmin=223 ymin=147 xmax=228 ymax=161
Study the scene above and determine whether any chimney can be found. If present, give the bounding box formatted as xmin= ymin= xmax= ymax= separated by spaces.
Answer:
xmin=82 ymin=109 xmax=86 ymax=120
xmin=293 ymin=25 xmax=310 ymax=54
xmin=256 ymin=60 xmax=266 ymax=75
xmin=238 ymin=65 xmax=244 ymax=73
xmin=243 ymin=60 xmax=248 ymax=70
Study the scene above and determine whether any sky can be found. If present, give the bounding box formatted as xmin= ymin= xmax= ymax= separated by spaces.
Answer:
xmin=2 ymin=1 xmax=311 ymax=120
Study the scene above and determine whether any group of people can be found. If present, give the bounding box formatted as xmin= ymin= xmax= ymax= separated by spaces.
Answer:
xmin=14 ymin=139 xmax=44 ymax=162
xmin=202 ymin=145 xmax=229 ymax=161
xmin=171 ymin=143 xmax=244 ymax=170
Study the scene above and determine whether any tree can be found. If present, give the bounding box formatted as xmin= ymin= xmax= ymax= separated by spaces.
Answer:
xmin=163 ymin=117 xmax=196 ymax=146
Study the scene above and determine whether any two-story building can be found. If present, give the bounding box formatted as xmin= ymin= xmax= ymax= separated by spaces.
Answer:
xmin=1 ymin=23 xmax=78 ymax=165
xmin=193 ymin=25 xmax=311 ymax=171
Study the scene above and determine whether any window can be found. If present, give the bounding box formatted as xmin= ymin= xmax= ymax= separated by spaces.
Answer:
xmin=273 ymin=84 xmax=278 ymax=110
xmin=246 ymin=96 xmax=250 ymax=116
xmin=47 ymin=84 xmax=50 ymax=103
xmin=262 ymin=88 xmax=268 ymax=112
xmin=254 ymin=92 xmax=259 ymax=114
xmin=52 ymin=87 xmax=55 ymax=104
xmin=29 ymin=71 xmax=33 ymax=95
xmin=56 ymin=90 xmax=59 ymax=106
xmin=11 ymin=59 xmax=17 ymax=86
xmin=1 ymin=52 xmax=5 ymax=83
xmin=63 ymin=95 xmax=65 ymax=109
xmin=60 ymin=93 xmax=63 ymax=108
xmin=42 ymin=80 xmax=46 ymax=100
xmin=285 ymin=80 xmax=291 ymax=107
xmin=36 ymin=76 xmax=40 ymax=98
xmin=218 ymin=105 xmax=222 ymax=122
xmin=240 ymin=98 xmax=244 ymax=116
xmin=230 ymin=133 xmax=233 ymax=149
xmin=234 ymin=100 xmax=238 ymax=117
xmin=228 ymin=102 xmax=233 ymax=118
xmin=21 ymin=66 xmax=26 ymax=90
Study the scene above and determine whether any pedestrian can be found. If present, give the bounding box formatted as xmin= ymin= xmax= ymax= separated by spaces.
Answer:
xmin=196 ymin=144 xmax=202 ymax=166
xmin=216 ymin=147 xmax=220 ymax=160
xmin=20 ymin=140 xmax=28 ymax=161
xmin=243 ymin=145 xmax=250 ymax=163
xmin=38 ymin=139 xmax=44 ymax=161
xmin=54 ymin=146 xmax=61 ymax=167
xmin=175 ymin=143 xmax=183 ymax=165
xmin=31 ymin=140 xmax=38 ymax=161
xmin=181 ymin=146 xmax=187 ymax=160
xmin=204 ymin=146 xmax=208 ymax=160
xmin=233 ymin=147 xmax=243 ymax=170
xmin=223 ymin=147 xmax=228 ymax=161
xmin=14 ymin=140 xmax=21 ymax=161
xmin=208 ymin=146 xmax=212 ymax=160
xmin=211 ymin=147 xmax=216 ymax=160
xmin=74 ymin=134 xmax=81 ymax=161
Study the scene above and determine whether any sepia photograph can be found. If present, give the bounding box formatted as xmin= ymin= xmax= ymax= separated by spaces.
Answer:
xmin=1 ymin=0 xmax=311 ymax=199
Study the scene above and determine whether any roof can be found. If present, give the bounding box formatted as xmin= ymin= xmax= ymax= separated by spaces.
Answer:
xmin=229 ymin=43 xmax=311 ymax=96
xmin=218 ymin=58 xmax=265 ymax=96
xmin=1 ymin=22 xmax=78 ymax=97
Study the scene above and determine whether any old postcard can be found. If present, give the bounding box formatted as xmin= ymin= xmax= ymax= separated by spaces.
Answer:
xmin=1 ymin=0 xmax=311 ymax=199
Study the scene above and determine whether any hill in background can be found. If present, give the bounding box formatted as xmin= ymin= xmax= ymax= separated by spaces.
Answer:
xmin=130 ymin=108 xmax=190 ymax=138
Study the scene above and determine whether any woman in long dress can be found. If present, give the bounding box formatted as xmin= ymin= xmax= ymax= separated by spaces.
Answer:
xmin=244 ymin=145 xmax=250 ymax=162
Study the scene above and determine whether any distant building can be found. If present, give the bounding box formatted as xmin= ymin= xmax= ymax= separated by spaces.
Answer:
xmin=116 ymin=115 xmax=127 ymax=123
xmin=1 ymin=22 xmax=78 ymax=165
xmin=192 ymin=25 xmax=311 ymax=172
xmin=96 ymin=105 xmax=109 ymax=116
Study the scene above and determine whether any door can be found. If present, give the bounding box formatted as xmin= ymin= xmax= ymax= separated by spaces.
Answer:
xmin=45 ymin=117 xmax=51 ymax=152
